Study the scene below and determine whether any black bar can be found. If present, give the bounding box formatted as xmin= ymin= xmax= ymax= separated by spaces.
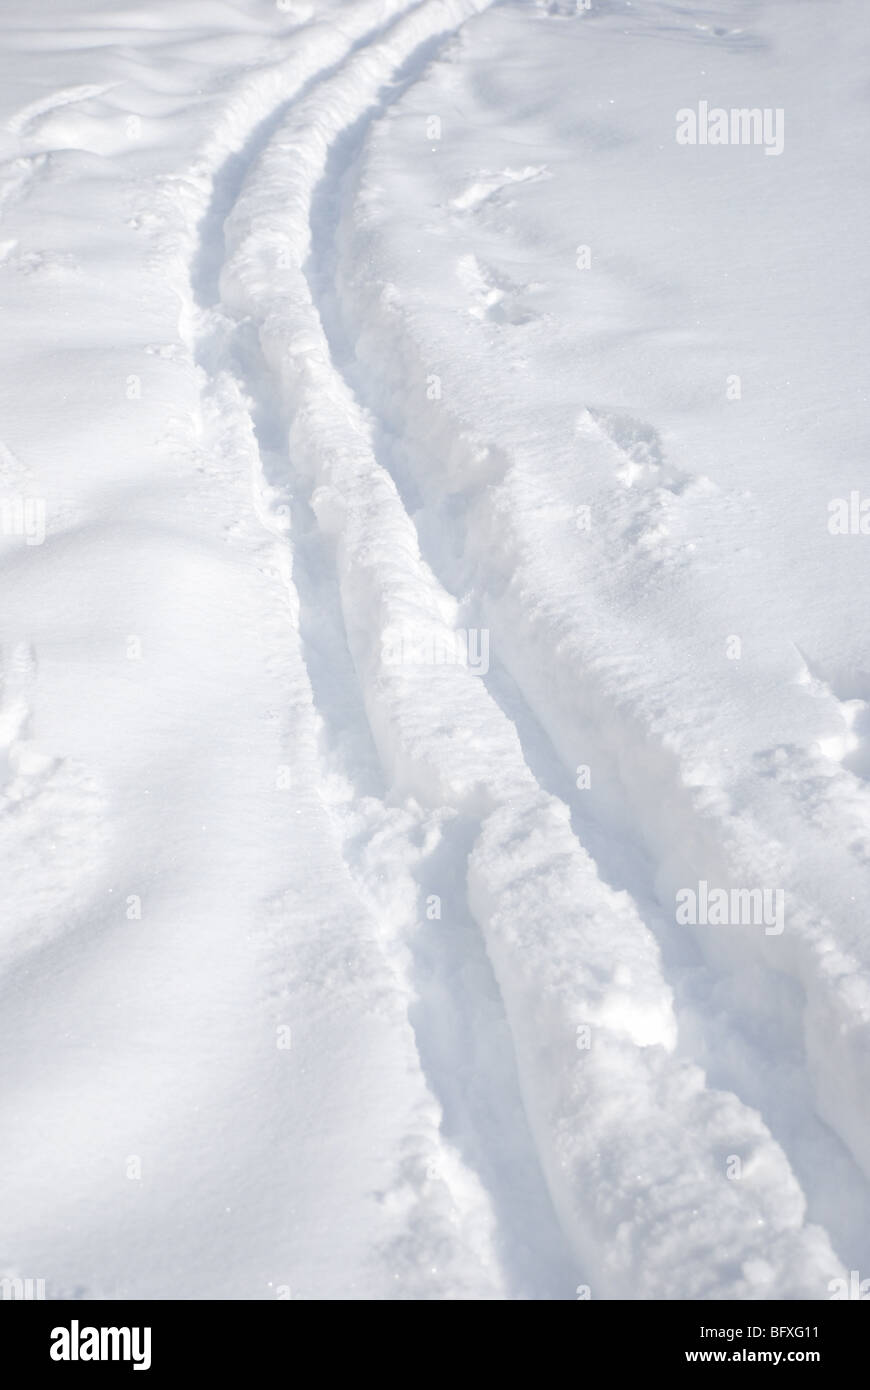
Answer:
xmin=2 ymin=1298 xmax=867 ymax=1376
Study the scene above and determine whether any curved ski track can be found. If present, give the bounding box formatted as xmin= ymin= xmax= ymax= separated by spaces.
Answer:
xmin=142 ymin=0 xmax=867 ymax=1299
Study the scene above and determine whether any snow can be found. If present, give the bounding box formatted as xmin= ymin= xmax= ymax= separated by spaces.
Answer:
xmin=0 ymin=0 xmax=868 ymax=1300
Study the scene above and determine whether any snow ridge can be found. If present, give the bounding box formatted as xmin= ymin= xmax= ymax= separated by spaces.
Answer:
xmin=214 ymin=0 xmax=845 ymax=1298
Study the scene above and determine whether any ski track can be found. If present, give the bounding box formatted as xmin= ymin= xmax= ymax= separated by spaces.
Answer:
xmin=185 ymin=0 xmax=854 ymax=1296
xmin=2 ymin=0 xmax=866 ymax=1299
xmin=142 ymin=0 xmax=581 ymax=1299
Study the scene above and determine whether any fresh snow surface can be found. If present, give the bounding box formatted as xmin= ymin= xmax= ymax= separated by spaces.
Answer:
xmin=0 ymin=0 xmax=868 ymax=1300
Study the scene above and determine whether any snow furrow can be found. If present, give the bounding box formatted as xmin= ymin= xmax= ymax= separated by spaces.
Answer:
xmin=215 ymin=0 xmax=846 ymax=1298
xmin=146 ymin=191 xmax=511 ymax=1304
xmin=133 ymin=0 xmax=580 ymax=1299
xmin=3 ymin=0 xmax=866 ymax=1304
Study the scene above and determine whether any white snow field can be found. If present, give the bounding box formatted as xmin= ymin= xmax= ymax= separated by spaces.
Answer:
xmin=0 ymin=0 xmax=868 ymax=1300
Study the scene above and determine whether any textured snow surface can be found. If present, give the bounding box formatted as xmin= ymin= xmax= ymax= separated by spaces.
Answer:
xmin=0 ymin=0 xmax=868 ymax=1299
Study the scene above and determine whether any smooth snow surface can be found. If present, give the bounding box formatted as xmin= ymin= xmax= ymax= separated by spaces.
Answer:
xmin=0 ymin=0 xmax=868 ymax=1299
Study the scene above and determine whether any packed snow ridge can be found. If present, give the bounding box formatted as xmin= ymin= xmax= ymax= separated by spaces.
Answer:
xmin=1 ymin=0 xmax=868 ymax=1300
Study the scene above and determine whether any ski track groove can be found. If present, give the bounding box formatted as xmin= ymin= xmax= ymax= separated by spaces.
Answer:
xmin=28 ymin=0 xmax=854 ymax=1297
xmin=140 ymin=0 xmax=581 ymax=1299
xmin=221 ymin=0 xmax=593 ymax=1294
xmin=199 ymin=0 xmax=853 ymax=1297
xmin=0 ymin=0 xmax=863 ymax=1304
